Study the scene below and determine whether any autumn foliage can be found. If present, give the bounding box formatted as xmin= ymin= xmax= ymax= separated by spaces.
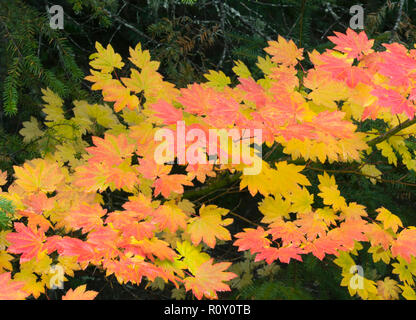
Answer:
xmin=2 ymin=28 xmax=416 ymax=300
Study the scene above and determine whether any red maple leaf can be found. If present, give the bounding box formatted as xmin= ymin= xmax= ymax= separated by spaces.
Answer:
xmin=328 ymin=28 xmax=374 ymax=60
xmin=6 ymin=222 xmax=46 ymax=262
xmin=371 ymin=87 xmax=415 ymax=119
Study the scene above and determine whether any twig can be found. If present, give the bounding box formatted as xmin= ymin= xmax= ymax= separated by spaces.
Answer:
xmin=390 ymin=0 xmax=405 ymax=43
xmin=102 ymin=8 xmax=156 ymax=44
xmin=367 ymin=116 xmax=416 ymax=147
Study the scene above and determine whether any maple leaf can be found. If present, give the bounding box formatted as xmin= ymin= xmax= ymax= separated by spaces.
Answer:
xmin=376 ymin=207 xmax=403 ymax=233
xmin=150 ymin=202 xmax=187 ymax=233
xmin=239 ymin=161 xmax=274 ymax=196
xmin=0 ymin=170 xmax=7 ymax=186
xmin=255 ymin=245 xmax=304 ymax=264
xmin=295 ymin=212 xmax=328 ymax=241
xmin=288 ymin=187 xmax=314 ymax=214
xmin=233 ymin=60 xmax=252 ymax=79
xmin=129 ymin=237 xmax=176 ymax=262
xmin=258 ymin=196 xmax=291 ymax=223
xmin=264 ymin=35 xmax=304 ymax=66
xmin=62 ymin=284 xmax=98 ymax=300
xmin=177 ymin=83 xmax=217 ymax=115
xmin=129 ymin=43 xmax=160 ymax=71
xmin=186 ymin=163 xmax=216 ymax=183
xmin=365 ymin=224 xmax=394 ymax=250
xmin=304 ymin=69 xmax=348 ymax=109
xmin=340 ymin=202 xmax=367 ymax=221
xmin=13 ymin=159 xmax=64 ymax=193
xmin=318 ymin=186 xmax=347 ymax=211
xmin=204 ymin=70 xmax=231 ymax=88
xmin=328 ymin=28 xmax=374 ymax=60
xmin=187 ymin=205 xmax=233 ymax=248
xmin=234 ymin=227 xmax=270 ymax=255
xmin=19 ymin=117 xmax=44 ymax=144
xmin=303 ymin=236 xmax=340 ymax=260
xmin=45 ymin=236 xmax=96 ymax=263
xmin=151 ymin=100 xmax=183 ymax=125
xmin=391 ymin=228 xmax=416 ymax=263
xmin=0 ymin=251 xmax=13 ymax=272
xmin=102 ymin=80 xmax=140 ymax=112
xmin=89 ymin=42 xmax=124 ymax=73
xmin=65 ymin=203 xmax=107 ymax=233
xmin=371 ymin=87 xmax=415 ymax=119
xmin=268 ymin=219 xmax=305 ymax=246
xmin=176 ymin=241 xmax=210 ymax=275
xmin=377 ymin=277 xmax=401 ymax=300
xmin=14 ymin=270 xmax=45 ymax=299
xmin=6 ymin=223 xmax=46 ymax=262
xmin=368 ymin=245 xmax=391 ymax=264
xmin=0 ymin=272 xmax=28 ymax=300
xmin=273 ymin=161 xmax=311 ymax=193
xmin=184 ymin=259 xmax=236 ymax=300
xmin=153 ymin=174 xmax=193 ymax=198
xmin=87 ymin=133 xmax=136 ymax=166
xmin=392 ymin=257 xmax=416 ymax=286
xmin=237 ymin=77 xmax=267 ymax=107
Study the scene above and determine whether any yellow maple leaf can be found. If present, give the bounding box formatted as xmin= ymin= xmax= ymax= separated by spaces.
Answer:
xmin=19 ymin=117 xmax=44 ymax=144
xmin=288 ymin=187 xmax=314 ymax=214
xmin=40 ymin=88 xmax=65 ymax=122
xmin=376 ymin=277 xmax=401 ymax=300
xmin=89 ymin=42 xmax=124 ymax=73
xmin=232 ymin=60 xmax=251 ymax=78
xmin=360 ymin=164 xmax=382 ymax=184
xmin=129 ymin=43 xmax=159 ymax=71
xmin=13 ymin=159 xmax=65 ymax=193
xmin=0 ymin=251 xmax=13 ymax=273
xmin=258 ymin=196 xmax=291 ymax=223
xmin=376 ymin=207 xmax=403 ymax=233
xmin=187 ymin=205 xmax=233 ymax=248
xmin=14 ymin=270 xmax=45 ymax=299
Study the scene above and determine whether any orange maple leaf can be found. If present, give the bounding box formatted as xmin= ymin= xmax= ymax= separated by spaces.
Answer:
xmin=87 ymin=134 xmax=136 ymax=166
xmin=184 ymin=259 xmax=236 ymax=300
xmin=0 ymin=272 xmax=28 ymax=300
xmin=264 ymin=35 xmax=303 ymax=66
xmin=234 ymin=227 xmax=271 ymax=255
xmin=153 ymin=174 xmax=193 ymax=198
xmin=65 ymin=203 xmax=107 ymax=233
xmin=62 ymin=284 xmax=98 ymax=300
xmin=391 ymin=229 xmax=416 ymax=263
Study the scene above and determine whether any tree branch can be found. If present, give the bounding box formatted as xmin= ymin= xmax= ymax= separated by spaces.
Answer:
xmin=367 ymin=116 xmax=416 ymax=147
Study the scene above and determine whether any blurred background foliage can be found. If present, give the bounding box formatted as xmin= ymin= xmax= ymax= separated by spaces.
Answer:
xmin=1 ymin=0 xmax=416 ymax=299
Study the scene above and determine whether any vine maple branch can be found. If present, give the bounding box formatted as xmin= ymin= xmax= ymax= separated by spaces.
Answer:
xmin=367 ymin=116 xmax=416 ymax=147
